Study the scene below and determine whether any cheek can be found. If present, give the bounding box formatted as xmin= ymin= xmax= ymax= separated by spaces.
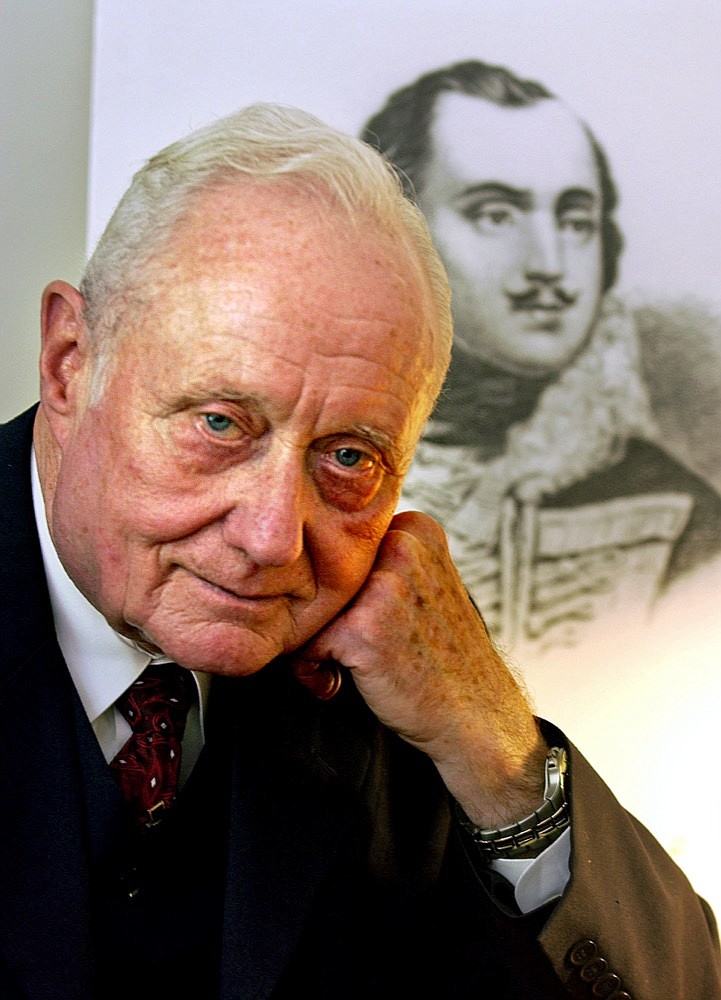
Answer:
xmin=451 ymin=271 xmax=507 ymax=334
xmin=107 ymin=439 xmax=228 ymax=543
xmin=571 ymin=242 xmax=603 ymax=293
xmin=310 ymin=508 xmax=392 ymax=596
xmin=444 ymin=236 xmax=515 ymax=301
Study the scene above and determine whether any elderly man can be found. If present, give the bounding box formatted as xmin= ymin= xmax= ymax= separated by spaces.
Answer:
xmin=362 ymin=61 xmax=721 ymax=656
xmin=0 ymin=104 xmax=718 ymax=999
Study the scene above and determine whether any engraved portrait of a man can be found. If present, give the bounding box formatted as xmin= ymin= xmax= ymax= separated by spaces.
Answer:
xmin=362 ymin=60 xmax=721 ymax=658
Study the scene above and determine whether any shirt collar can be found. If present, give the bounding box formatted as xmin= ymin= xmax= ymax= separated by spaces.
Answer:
xmin=31 ymin=450 xmax=210 ymax=723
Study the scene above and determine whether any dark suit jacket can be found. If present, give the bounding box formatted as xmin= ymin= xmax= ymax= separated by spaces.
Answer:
xmin=1 ymin=407 xmax=719 ymax=999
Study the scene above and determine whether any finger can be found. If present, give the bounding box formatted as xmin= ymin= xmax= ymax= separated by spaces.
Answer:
xmin=387 ymin=509 xmax=449 ymax=547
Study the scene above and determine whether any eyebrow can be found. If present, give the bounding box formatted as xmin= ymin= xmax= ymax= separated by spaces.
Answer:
xmin=556 ymin=187 xmax=599 ymax=212
xmin=453 ymin=182 xmax=532 ymax=211
xmin=166 ymin=388 xmax=266 ymax=414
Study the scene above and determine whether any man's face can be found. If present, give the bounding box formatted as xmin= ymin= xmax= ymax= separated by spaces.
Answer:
xmin=418 ymin=94 xmax=603 ymax=377
xmin=48 ymin=183 xmax=435 ymax=675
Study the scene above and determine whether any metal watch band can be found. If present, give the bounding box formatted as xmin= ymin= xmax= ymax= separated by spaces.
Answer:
xmin=456 ymin=745 xmax=569 ymax=858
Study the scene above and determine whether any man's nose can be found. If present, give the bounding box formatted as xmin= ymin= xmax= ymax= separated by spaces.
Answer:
xmin=523 ymin=214 xmax=564 ymax=283
xmin=221 ymin=455 xmax=308 ymax=568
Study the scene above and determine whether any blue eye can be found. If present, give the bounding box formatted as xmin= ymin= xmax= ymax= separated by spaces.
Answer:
xmin=335 ymin=448 xmax=363 ymax=467
xmin=203 ymin=413 xmax=234 ymax=434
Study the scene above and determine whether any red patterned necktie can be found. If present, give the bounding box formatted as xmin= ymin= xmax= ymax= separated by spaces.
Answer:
xmin=109 ymin=663 xmax=196 ymax=829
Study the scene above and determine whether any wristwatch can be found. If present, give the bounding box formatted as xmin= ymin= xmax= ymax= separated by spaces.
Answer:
xmin=456 ymin=745 xmax=569 ymax=858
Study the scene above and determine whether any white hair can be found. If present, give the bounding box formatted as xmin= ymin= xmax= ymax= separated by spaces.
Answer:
xmin=79 ymin=103 xmax=452 ymax=403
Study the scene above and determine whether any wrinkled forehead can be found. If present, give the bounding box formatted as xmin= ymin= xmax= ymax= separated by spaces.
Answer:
xmin=173 ymin=180 xmax=420 ymax=277
xmin=424 ymin=94 xmax=600 ymax=201
xmin=123 ymin=181 xmax=443 ymax=418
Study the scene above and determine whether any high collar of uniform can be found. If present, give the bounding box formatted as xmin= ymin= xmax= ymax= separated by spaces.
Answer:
xmin=428 ymin=349 xmax=554 ymax=454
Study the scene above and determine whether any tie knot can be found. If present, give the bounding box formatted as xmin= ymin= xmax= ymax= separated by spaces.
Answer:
xmin=117 ymin=663 xmax=196 ymax=735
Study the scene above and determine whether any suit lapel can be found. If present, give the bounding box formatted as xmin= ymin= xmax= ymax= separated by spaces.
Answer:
xmin=0 ymin=408 xmax=95 ymax=998
xmin=0 ymin=640 xmax=95 ymax=998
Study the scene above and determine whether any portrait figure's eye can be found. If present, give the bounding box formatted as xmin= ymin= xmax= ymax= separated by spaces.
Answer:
xmin=559 ymin=211 xmax=598 ymax=239
xmin=463 ymin=202 xmax=519 ymax=233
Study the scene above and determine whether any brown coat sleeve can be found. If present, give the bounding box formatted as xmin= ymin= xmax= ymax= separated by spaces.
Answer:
xmin=538 ymin=734 xmax=721 ymax=998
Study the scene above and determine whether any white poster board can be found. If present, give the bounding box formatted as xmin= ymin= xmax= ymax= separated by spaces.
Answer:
xmin=90 ymin=0 xmax=721 ymax=916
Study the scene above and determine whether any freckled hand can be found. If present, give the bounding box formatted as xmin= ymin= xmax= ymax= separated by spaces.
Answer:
xmin=292 ymin=510 xmax=547 ymax=830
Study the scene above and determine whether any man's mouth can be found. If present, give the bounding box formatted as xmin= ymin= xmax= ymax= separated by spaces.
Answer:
xmin=179 ymin=565 xmax=293 ymax=606
xmin=508 ymin=288 xmax=577 ymax=312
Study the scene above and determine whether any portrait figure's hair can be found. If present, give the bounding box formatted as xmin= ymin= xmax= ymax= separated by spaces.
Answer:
xmin=80 ymin=102 xmax=452 ymax=400
xmin=361 ymin=59 xmax=623 ymax=293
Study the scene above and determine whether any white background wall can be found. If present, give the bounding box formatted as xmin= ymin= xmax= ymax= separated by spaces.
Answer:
xmin=0 ymin=0 xmax=93 ymax=422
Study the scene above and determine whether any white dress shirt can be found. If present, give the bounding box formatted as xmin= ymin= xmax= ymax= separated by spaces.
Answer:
xmin=31 ymin=450 xmax=570 ymax=912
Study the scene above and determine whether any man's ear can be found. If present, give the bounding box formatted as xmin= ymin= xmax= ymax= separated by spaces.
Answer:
xmin=39 ymin=280 xmax=92 ymax=429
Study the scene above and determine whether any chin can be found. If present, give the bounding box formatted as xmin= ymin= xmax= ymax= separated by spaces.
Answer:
xmin=499 ymin=341 xmax=585 ymax=379
xmin=141 ymin=620 xmax=287 ymax=677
